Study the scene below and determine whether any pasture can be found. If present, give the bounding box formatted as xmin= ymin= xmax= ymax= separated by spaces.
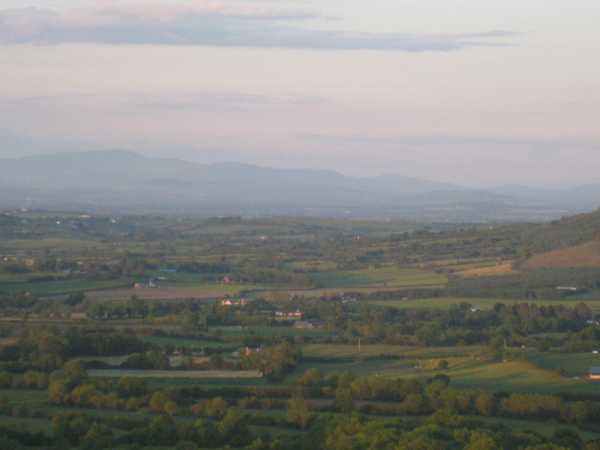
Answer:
xmin=297 ymin=346 xmax=600 ymax=396
xmin=0 ymin=389 xmax=47 ymax=406
xmin=214 ymin=325 xmax=329 ymax=338
xmin=447 ymin=359 xmax=596 ymax=395
xmin=292 ymin=359 xmax=418 ymax=380
xmin=0 ymin=279 xmax=132 ymax=296
xmin=0 ymin=416 xmax=53 ymax=434
xmin=366 ymin=296 xmax=600 ymax=311
xmin=529 ymin=352 xmax=600 ymax=377
xmin=88 ymin=369 xmax=262 ymax=379
xmin=84 ymin=283 xmax=261 ymax=301
xmin=138 ymin=335 xmax=232 ymax=349
xmin=307 ymin=266 xmax=447 ymax=290
xmin=302 ymin=344 xmax=483 ymax=359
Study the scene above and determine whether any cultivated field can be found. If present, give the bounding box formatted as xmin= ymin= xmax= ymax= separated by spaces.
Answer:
xmin=84 ymin=283 xmax=261 ymax=301
xmin=4 ymin=213 xmax=600 ymax=446
xmin=456 ymin=262 xmax=516 ymax=277
xmin=307 ymin=266 xmax=447 ymax=290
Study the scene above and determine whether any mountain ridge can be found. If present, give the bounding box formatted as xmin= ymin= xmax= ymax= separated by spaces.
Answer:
xmin=1 ymin=150 xmax=598 ymax=221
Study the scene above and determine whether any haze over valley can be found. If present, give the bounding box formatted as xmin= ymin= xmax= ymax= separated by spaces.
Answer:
xmin=2 ymin=150 xmax=599 ymax=222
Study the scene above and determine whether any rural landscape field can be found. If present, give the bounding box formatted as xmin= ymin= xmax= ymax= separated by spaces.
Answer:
xmin=2 ymin=210 xmax=600 ymax=449
xmin=3 ymin=0 xmax=600 ymax=448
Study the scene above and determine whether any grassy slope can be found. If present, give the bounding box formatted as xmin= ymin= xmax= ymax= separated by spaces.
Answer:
xmin=300 ymin=345 xmax=600 ymax=395
xmin=447 ymin=360 xmax=595 ymax=395
xmin=525 ymin=240 xmax=600 ymax=269
xmin=521 ymin=209 xmax=600 ymax=254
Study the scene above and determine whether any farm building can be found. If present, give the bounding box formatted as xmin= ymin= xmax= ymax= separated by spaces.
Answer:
xmin=244 ymin=346 xmax=263 ymax=357
xmin=589 ymin=367 xmax=600 ymax=380
xmin=275 ymin=309 xmax=303 ymax=320
xmin=556 ymin=286 xmax=579 ymax=292
xmin=134 ymin=279 xmax=158 ymax=289
xmin=70 ymin=312 xmax=88 ymax=320
xmin=221 ymin=298 xmax=248 ymax=307
xmin=294 ymin=319 xmax=325 ymax=330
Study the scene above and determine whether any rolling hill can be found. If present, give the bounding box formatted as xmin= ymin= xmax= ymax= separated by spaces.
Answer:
xmin=1 ymin=150 xmax=598 ymax=222
xmin=524 ymin=240 xmax=600 ymax=269
xmin=518 ymin=209 xmax=600 ymax=268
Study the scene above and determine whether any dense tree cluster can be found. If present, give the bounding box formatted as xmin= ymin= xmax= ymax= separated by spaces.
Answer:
xmin=0 ymin=327 xmax=149 ymax=371
xmin=242 ymin=342 xmax=302 ymax=380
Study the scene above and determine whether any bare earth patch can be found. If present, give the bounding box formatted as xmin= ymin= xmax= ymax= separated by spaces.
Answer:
xmin=457 ymin=262 xmax=516 ymax=277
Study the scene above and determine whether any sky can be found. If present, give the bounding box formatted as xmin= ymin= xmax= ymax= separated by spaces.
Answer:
xmin=1 ymin=0 xmax=599 ymax=187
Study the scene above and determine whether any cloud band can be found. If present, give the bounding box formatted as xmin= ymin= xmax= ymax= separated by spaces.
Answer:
xmin=0 ymin=6 xmax=518 ymax=51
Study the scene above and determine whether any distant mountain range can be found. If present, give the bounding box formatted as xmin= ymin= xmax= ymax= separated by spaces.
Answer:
xmin=1 ymin=150 xmax=599 ymax=222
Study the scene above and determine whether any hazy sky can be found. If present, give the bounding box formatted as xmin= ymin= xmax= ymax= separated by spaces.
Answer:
xmin=1 ymin=0 xmax=599 ymax=187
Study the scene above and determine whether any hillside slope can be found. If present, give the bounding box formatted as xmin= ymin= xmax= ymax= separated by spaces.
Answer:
xmin=519 ymin=209 xmax=600 ymax=268
xmin=522 ymin=209 xmax=600 ymax=253
xmin=524 ymin=240 xmax=600 ymax=269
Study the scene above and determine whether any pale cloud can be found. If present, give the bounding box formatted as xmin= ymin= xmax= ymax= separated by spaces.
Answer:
xmin=1 ymin=0 xmax=598 ymax=188
xmin=0 ymin=4 xmax=518 ymax=50
xmin=134 ymin=93 xmax=324 ymax=112
xmin=302 ymin=133 xmax=600 ymax=151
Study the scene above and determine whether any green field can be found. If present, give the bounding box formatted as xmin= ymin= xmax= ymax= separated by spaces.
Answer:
xmin=214 ymin=325 xmax=329 ymax=338
xmin=290 ymin=345 xmax=484 ymax=381
xmin=308 ymin=266 xmax=447 ymax=290
xmin=0 ymin=271 xmax=62 ymax=283
xmin=0 ymin=279 xmax=133 ymax=296
xmin=302 ymin=344 xmax=483 ymax=359
xmin=469 ymin=416 xmax=600 ymax=441
xmin=89 ymin=369 xmax=262 ymax=379
xmin=0 ymin=389 xmax=47 ymax=406
xmin=299 ymin=345 xmax=600 ymax=395
xmin=0 ymin=238 xmax=102 ymax=251
xmin=367 ymin=296 xmax=600 ymax=311
xmin=138 ymin=335 xmax=233 ymax=349
xmin=285 ymin=261 xmax=338 ymax=271
xmin=292 ymin=359 xmax=417 ymax=380
xmin=0 ymin=416 xmax=53 ymax=434
xmin=529 ymin=352 xmax=600 ymax=377
xmin=84 ymin=283 xmax=262 ymax=301
xmin=447 ymin=359 xmax=595 ymax=395
xmin=5 ymin=212 xmax=600 ymax=446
